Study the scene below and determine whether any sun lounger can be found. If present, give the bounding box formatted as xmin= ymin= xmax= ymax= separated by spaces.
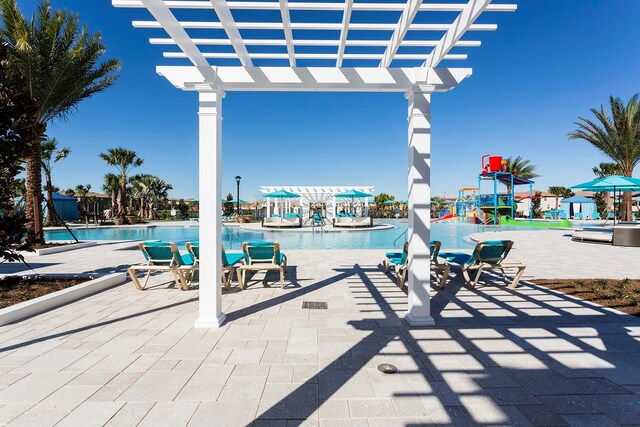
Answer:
xmin=237 ymin=242 xmax=287 ymax=289
xmin=572 ymin=228 xmax=613 ymax=243
xmin=442 ymin=240 xmax=526 ymax=289
xmin=383 ymin=241 xmax=449 ymax=289
xmin=333 ymin=216 xmax=372 ymax=228
xmin=263 ymin=216 xmax=302 ymax=228
xmin=128 ymin=241 xmax=197 ymax=291
xmin=186 ymin=242 xmax=245 ymax=289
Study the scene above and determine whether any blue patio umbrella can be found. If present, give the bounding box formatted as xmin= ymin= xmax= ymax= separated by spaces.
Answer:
xmin=571 ymin=175 xmax=640 ymax=224
xmin=382 ymin=200 xmax=397 ymax=205
xmin=335 ymin=190 xmax=373 ymax=215
xmin=264 ymin=190 xmax=300 ymax=216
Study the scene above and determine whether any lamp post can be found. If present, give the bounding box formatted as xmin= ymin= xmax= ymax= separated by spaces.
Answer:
xmin=235 ymin=176 xmax=241 ymax=216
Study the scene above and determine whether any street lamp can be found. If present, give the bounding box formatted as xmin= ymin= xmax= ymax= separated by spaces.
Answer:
xmin=235 ymin=176 xmax=242 ymax=216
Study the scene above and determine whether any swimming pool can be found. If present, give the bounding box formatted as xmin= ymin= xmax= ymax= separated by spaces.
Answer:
xmin=44 ymin=221 xmax=545 ymax=250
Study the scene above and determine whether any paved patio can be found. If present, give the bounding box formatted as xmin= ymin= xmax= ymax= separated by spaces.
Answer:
xmin=1 ymin=246 xmax=640 ymax=426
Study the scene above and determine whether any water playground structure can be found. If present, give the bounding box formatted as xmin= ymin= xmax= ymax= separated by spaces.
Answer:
xmin=434 ymin=155 xmax=570 ymax=227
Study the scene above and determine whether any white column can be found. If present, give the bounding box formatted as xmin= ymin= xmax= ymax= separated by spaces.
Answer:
xmin=405 ymin=87 xmax=435 ymax=327
xmin=267 ymin=198 xmax=271 ymax=217
xmin=195 ymin=88 xmax=226 ymax=328
xmin=365 ymin=197 xmax=369 ymax=217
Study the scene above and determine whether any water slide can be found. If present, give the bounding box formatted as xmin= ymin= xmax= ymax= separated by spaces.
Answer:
xmin=431 ymin=214 xmax=457 ymax=223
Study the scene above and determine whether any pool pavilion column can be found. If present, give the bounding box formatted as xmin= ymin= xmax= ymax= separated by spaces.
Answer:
xmin=405 ymin=82 xmax=435 ymax=327
xmin=195 ymin=85 xmax=226 ymax=328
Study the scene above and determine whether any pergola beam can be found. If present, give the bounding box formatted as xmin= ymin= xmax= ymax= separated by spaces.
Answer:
xmin=115 ymin=0 xmax=516 ymax=13
xmin=157 ymin=66 xmax=471 ymax=92
xmin=136 ymin=0 xmax=218 ymax=83
xmin=380 ymin=0 xmax=424 ymax=68
xmin=164 ymin=52 xmax=467 ymax=61
xmin=424 ymin=0 xmax=506 ymax=68
xmin=279 ymin=0 xmax=296 ymax=67
xmin=208 ymin=0 xmax=253 ymax=67
xmin=151 ymin=38 xmax=482 ymax=47
xmin=336 ymin=0 xmax=354 ymax=67
xmin=133 ymin=21 xmax=496 ymax=31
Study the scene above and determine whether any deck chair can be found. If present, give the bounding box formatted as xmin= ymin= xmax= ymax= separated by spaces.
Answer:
xmin=237 ymin=242 xmax=287 ymax=290
xmin=186 ymin=243 xmax=245 ymax=289
xmin=128 ymin=241 xmax=196 ymax=291
xmin=384 ymin=241 xmax=449 ymax=289
xmin=460 ymin=240 xmax=526 ymax=289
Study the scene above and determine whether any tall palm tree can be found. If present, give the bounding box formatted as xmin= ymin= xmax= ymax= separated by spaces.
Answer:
xmin=503 ymin=156 xmax=540 ymax=193
xmin=102 ymin=173 xmax=120 ymax=217
xmin=74 ymin=184 xmax=91 ymax=222
xmin=131 ymin=174 xmax=173 ymax=220
xmin=0 ymin=0 xmax=120 ymax=243
xmin=40 ymin=138 xmax=70 ymax=225
xmin=592 ymin=162 xmax=621 ymax=178
xmin=99 ymin=148 xmax=143 ymax=217
xmin=569 ymin=95 xmax=640 ymax=221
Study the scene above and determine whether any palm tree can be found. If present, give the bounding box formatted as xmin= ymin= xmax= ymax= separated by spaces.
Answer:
xmin=102 ymin=173 xmax=120 ymax=217
xmin=99 ymin=148 xmax=143 ymax=217
xmin=40 ymin=138 xmax=70 ymax=225
xmin=593 ymin=162 xmax=620 ymax=178
xmin=131 ymin=174 xmax=173 ymax=219
xmin=569 ymin=95 xmax=640 ymax=220
xmin=0 ymin=0 xmax=120 ymax=243
xmin=74 ymin=184 xmax=91 ymax=222
xmin=503 ymin=156 xmax=540 ymax=194
xmin=548 ymin=186 xmax=573 ymax=209
xmin=591 ymin=162 xmax=620 ymax=213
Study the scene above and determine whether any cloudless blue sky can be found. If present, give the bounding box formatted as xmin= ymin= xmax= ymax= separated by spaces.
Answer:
xmin=16 ymin=0 xmax=640 ymax=200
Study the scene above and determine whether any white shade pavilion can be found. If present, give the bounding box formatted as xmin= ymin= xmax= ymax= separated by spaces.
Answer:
xmin=113 ymin=0 xmax=517 ymax=328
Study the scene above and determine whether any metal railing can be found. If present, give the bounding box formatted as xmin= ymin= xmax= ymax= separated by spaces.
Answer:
xmin=393 ymin=229 xmax=407 ymax=247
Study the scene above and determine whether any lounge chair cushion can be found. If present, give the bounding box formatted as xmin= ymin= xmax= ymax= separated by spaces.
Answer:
xmin=142 ymin=242 xmax=194 ymax=267
xmin=225 ymin=252 xmax=245 ymax=266
xmin=465 ymin=240 xmax=512 ymax=265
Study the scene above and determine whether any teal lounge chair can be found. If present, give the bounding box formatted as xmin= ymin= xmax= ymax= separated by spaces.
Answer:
xmin=458 ymin=240 xmax=526 ymax=289
xmin=186 ymin=242 xmax=245 ymax=289
xmin=592 ymin=212 xmax=601 ymax=220
xmin=575 ymin=212 xmax=583 ymax=220
xmin=237 ymin=242 xmax=287 ymax=289
xmin=128 ymin=241 xmax=196 ymax=291
xmin=383 ymin=241 xmax=449 ymax=289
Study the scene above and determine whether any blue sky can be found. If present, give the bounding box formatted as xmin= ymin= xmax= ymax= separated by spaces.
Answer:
xmin=17 ymin=0 xmax=640 ymax=200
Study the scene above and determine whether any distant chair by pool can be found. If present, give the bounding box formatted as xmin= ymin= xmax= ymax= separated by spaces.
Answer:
xmin=128 ymin=241 xmax=196 ymax=291
xmin=333 ymin=215 xmax=372 ymax=228
xmin=574 ymin=212 xmax=583 ymax=220
xmin=592 ymin=212 xmax=601 ymax=220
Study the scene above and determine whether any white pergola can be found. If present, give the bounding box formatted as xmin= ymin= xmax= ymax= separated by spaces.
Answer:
xmin=113 ymin=0 xmax=516 ymax=328
xmin=260 ymin=186 xmax=375 ymax=219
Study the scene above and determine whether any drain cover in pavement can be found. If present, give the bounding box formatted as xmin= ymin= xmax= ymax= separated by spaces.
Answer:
xmin=302 ymin=301 xmax=328 ymax=309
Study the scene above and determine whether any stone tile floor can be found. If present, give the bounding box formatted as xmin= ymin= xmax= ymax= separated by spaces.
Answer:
xmin=1 ymin=247 xmax=640 ymax=426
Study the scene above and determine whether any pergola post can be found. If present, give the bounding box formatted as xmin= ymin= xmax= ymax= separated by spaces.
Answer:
xmin=194 ymin=87 xmax=226 ymax=328
xmin=405 ymin=85 xmax=435 ymax=327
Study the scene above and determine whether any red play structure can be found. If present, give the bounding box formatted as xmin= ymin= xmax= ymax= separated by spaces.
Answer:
xmin=481 ymin=154 xmax=507 ymax=174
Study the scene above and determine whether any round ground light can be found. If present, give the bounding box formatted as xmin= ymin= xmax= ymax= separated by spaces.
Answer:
xmin=377 ymin=363 xmax=398 ymax=374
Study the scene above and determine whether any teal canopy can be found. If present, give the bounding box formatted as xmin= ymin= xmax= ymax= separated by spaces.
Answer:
xmin=571 ymin=175 xmax=640 ymax=191
xmin=221 ymin=198 xmax=246 ymax=203
xmin=264 ymin=190 xmax=300 ymax=198
xmin=335 ymin=190 xmax=373 ymax=198
xmin=382 ymin=200 xmax=397 ymax=205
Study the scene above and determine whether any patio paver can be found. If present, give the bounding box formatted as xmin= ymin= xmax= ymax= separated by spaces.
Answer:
xmin=0 ymin=248 xmax=639 ymax=426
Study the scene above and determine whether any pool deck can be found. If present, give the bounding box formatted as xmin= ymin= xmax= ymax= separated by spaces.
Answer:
xmin=0 ymin=232 xmax=639 ymax=426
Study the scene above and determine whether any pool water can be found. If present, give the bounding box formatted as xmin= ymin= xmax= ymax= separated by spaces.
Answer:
xmin=44 ymin=221 xmax=544 ymax=250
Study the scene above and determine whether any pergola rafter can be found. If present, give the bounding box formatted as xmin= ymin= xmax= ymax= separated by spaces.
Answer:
xmin=379 ymin=0 xmax=422 ymax=68
xmin=208 ymin=0 xmax=253 ymax=67
xmin=111 ymin=0 xmax=517 ymax=329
